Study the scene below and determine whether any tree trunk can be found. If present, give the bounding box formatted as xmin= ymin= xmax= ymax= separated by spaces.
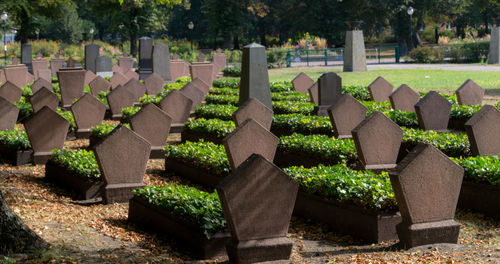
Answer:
xmin=233 ymin=35 xmax=240 ymax=50
xmin=130 ymin=32 xmax=137 ymax=57
xmin=224 ymin=35 xmax=231 ymax=49
xmin=435 ymin=27 xmax=439 ymax=44
xmin=260 ymin=33 xmax=267 ymax=47
xmin=0 ymin=188 xmax=48 ymax=254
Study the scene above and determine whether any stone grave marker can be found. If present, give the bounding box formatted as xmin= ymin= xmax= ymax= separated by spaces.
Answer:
xmin=66 ymin=57 xmax=76 ymax=68
xmin=327 ymin=94 xmax=367 ymax=139
xmin=488 ymin=25 xmax=500 ymax=64
xmin=170 ymin=60 xmax=186 ymax=81
xmin=31 ymin=78 xmax=52 ymax=94
xmin=144 ymin=73 xmax=165 ymax=96
xmin=138 ymin=37 xmax=153 ymax=80
xmin=172 ymin=53 xmax=179 ymax=60
xmin=415 ymin=91 xmax=451 ymax=131
xmin=217 ymin=154 xmax=297 ymax=263
xmin=390 ymin=143 xmax=463 ymax=248
xmin=124 ymin=70 xmax=139 ymax=80
xmin=152 ymin=42 xmax=171 ymax=81
xmin=223 ymin=118 xmax=278 ymax=170
xmin=455 ymin=79 xmax=484 ymax=106
xmin=118 ymin=56 xmax=134 ymax=74
xmin=180 ymin=82 xmax=205 ymax=111
xmin=464 ymin=105 xmax=500 ymax=156
xmin=106 ymin=85 xmax=135 ymax=119
xmin=292 ymin=72 xmax=314 ymax=94
xmin=70 ymin=94 xmax=106 ymax=138
xmin=233 ymin=98 xmax=274 ymax=130
xmin=109 ymin=72 xmax=129 ymax=89
xmin=37 ymin=69 xmax=52 ymax=83
xmin=112 ymin=65 xmax=121 ymax=73
xmin=0 ymin=81 xmax=22 ymax=103
xmin=24 ymin=106 xmax=69 ymax=164
xmin=36 ymin=53 xmax=42 ymax=59
xmin=190 ymin=77 xmax=210 ymax=95
xmin=89 ymin=75 xmax=111 ymax=95
xmin=123 ymin=78 xmax=146 ymax=103
xmin=197 ymin=53 xmax=205 ymax=62
xmin=352 ymin=111 xmax=403 ymax=171
xmin=30 ymin=87 xmax=59 ymax=113
xmin=308 ymin=82 xmax=319 ymax=104
xmin=368 ymin=76 xmax=393 ymax=101
xmin=343 ymin=27 xmax=367 ymax=72
xmin=57 ymin=69 xmax=86 ymax=108
xmin=21 ymin=43 xmax=33 ymax=73
xmin=0 ymin=96 xmax=20 ymax=131
xmin=314 ymin=72 xmax=342 ymax=116
xmin=50 ymin=58 xmax=65 ymax=76
xmin=239 ymin=43 xmax=272 ymax=110
xmin=93 ymin=125 xmax=150 ymax=204
xmin=190 ymin=63 xmax=214 ymax=89
xmin=95 ymin=56 xmax=113 ymax=78
xmin=212 ymin=49 xmax=227 ymax=74
xmin=32 ymin=59 xmax=48 ymax=79
xmin=26 ymin=72 xmax=35 ymax=84
xmin=85 ymin=44 xmax=100 ymax=73
xmin=84 ymin=70 xmax=97 ymax=86
xmin=389 ymin=84 xmax=420 ymax=112
xmin=11 ymin=57 xmax=19 ymax=65
xmin=4 ymin=65 xmax=28 ymax=88
xmin=158 ymin=89 xmax=193 ymax=124
xmin=0 ymin=69 xmax=5 ymax=83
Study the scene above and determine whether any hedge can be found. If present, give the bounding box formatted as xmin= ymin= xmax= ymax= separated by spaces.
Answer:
xmin=453 ymin=156 xmax=500 ymax=186
xmin=49 ymin=149 xmax=101 ymax=180
xmin=0 ymin=127 xmax=31 ymax=150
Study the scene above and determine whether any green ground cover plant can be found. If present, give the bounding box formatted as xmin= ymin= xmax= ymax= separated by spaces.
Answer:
xmin=49 ymin=149 xmax=101 ymax=180
xmin=453 ymin=156 xmax=500 ymax=185
xmin=0 ymin=127 xmax=31 ymax=150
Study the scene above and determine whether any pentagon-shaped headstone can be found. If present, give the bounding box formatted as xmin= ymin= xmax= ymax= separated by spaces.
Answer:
xmin=50 ymin=58 xmax=65 ymax=76
xmin=315 ymin=72 xmax=342 ymax=116
xmin=464 ymin=105 xmax=500 ymax=156
xmin=352 ymin=111 xmax=403 ymax=170
xmin=37 ymin=69 xmax=52 ymax=83
xmin=170 ymin=60 xmax=186 ymax=81
xmin=118 ymin=57 xmax=134 ymax=74
xmin=31 ymin=78 xmax=53 ymax=94
xmin=94 ymin=125 xmax=151 ymax=204
xmin=0 ymin=97 xmax=20 ymax=130
xmin=130 ymin=103 xmax=172 ymax=157
xmin=180 ymin=82 xmax=205 ymax=111
xmin=223 ymin=118 xmax=278 ymax=170
xmin=308 ymin=82 xmax=318 ymax=104
xmin=30 ymin=87 xmax=59 ymax=113
xmin=158 ymin=89 xmax=193 ymax=124
xmin=123 ymin=78 xmax=146 ymax=103
xmin=84 ymin=70 xmax=97 ymax=86
xmin=239 ymin=43 xmax=272 ymax=110
xmin=125 ymin=69 xmax=139 ymax=81
xmin=70 ymin=94 xmax=106 ymax=137
xmin=57 ymin=69 xmax=86 ymax=107
xmin=217 ymin=154 xmax=297 ymax=263
xmin=327 ymin=94 xmax=367 ymax=139
xmin=152 ymin=42 xmax=171 ymax=81
xmin=109 ymin=72 xmax=129 ymax=89
xmin=455 ymin=79 xmax=484 ymax=106
xmin=415 ymin=91 xmax=451 ymax=131
xmin=0 ymin=81 xmax=22 ymax=103
xmin=24 ymin=106 xmax=69 ymax=164
xmin=144 ymin=73 xmax=165 ymax=96
xmin=390 ymin=143 xmax=463 ymax=248
xmin=85 ymin=44 xmax=100 ymax=73
xmin=4 ymin=66 xmax=28 ymax=88
xmin=190 ymin=63 xmax=214 ymax=89
xmin=389 ymin=84 xmax=420 ymax=112
xmin=197 ymin=53 xmax=205 ymax=62
xmin=292 ymin=72 xmax=314 ymax=94
xmin=106 ymin=85 xmax=135 ymax=119
xmin=368 ymin=76 xmax=393 ymax=102
xmin=233 ymin=98 xmax=274 ymax=130
xmin=190 ymin=77 xmax=210 ymax=95
xmin=89 ymin=75 xmax=111 ymax=95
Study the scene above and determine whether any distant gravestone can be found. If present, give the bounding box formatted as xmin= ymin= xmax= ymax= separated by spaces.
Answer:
xmin=89 ymin=75 xmax=111 ymax=95
xmin=239 ymin=43 xmax=272 ymax=110
xmin=106 ymin=85 xmax=135 ymax=119
xmin=212 ymin=49 xmax=227 ymax=73
xmin=123 ymin=78 xmax=146 ymax=103
xmin=158 ymin=89 xmax=193 ymax=124
xmin=223 ymin=118 xmax=278 ymax=170
xmin=180 ymin=82 xmax=205 ymax=111
xmin=11 ymin=57 xmax=19 ymax=65
xmin=85 ymin=44 xmax=100 ymax=73
xmin=124 ymin=70 xmax=139 ymax=81
xmin=21 ymin=43 xmax=33 ymax=73
xmin=190 ymin=77 xmax=210 ymax=95
xmin=57 ymin=69 xmax=86 ymax=108
xmin=415 ymin=91 xmax=451 ymax=131
xmin=138 ymin=37 xmax=153 ymax=80
xmin=4 ymin=66 xmax=28 ymax=88
xmin=327 ymin=94 xmax=367 ymax=139
xmin=488 ymin=25 xmax=500 ymax=64
xmin=390 ymin=143 xmax=463 ymax=248
xmin=190 ymin=63 xmax=214 ymax=88
xmin=368 ymin=76 xmax=393 ymax=101
xmin=118 ymin=57 xmax=134 ymax=74
xmin=84 ymin=70 xmax=97 ymax=86
xmin=197 ymin=53 xmax=205 ymax=62
xmin=31 ymin=78 xmax=52 ymax=94
xmin=94 ymin=125 xmax=150 ymax=204
xmin=112 ymin=65 xmax=121 ymax=73
xmin=95 ymin=56 xmax=113 ymax=78
xmin=37 ymin=69 xmax=52 ymax=83
xmin=0 ymin=81 xmax=22 ymax=103
xmin=170 ymin=61 xmax=186 ymax=81
xmin=26 ymin=72 xmax=35 ymax=84
xmin=70 ymin=94 xmax=106 ymax=138
xmin=152 ymin=42 xmax=171 ymax=81
xmin=0 ymin=97 xmax=19 ymax=131
xmin=292 ymin=72 xmax=314 ymax=94
xmin=109 ymin=72 xmax=129 ymax=89
xmin=172 ymin=53 xmax=179 ymax=60
xmin=455 ymin=79 xmax=484 ymax=106
xmin=343 ymin=29 xmax=367 ymax=72
xmin=217 ymin=154 xmax=297 ymax=263
xmin=352 ymin=111 xmax=403 ymax=171
xmin=66 ymin=57 xmax=76 ymax=68
xmin=464 ymin=105 xmax=500 ymax=156
xmin=24 ymin=106 xmax=69 ymax=164
xmin=308 ymin=82 xmax=318 ymax=104
xmin=389 ymin=84 xmax=420 ymax=112
xmin=314 ymin=72 xmax=342 ymax=116
xmin=32 ymin=59 xmax=48 ymax=79
xmin=144 ymin=73 xmax=165 ymax=96
xmin=29 ymin=87 xmax=59 ymax=113
xmin=233 ymin=98 xmax=274 ymax=130
xmin=50 ymin=58 xmax=65 ymax=76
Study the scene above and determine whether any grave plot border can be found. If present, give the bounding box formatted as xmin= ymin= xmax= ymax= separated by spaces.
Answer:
xmin=165 ymin=157 xmax=228 ymax=187
xmin=0 ymin=145 xmax=33 ymax=166
xmin=458 ymin=181 xmax=500 ymax=220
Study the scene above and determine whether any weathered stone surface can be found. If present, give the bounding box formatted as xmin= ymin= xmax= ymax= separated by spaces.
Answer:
xmin=170 ymin=60 xmax=188 ymax=81
xmin=315 ymin=72 xmax=342 ymax=116
xmin=158 ymin=89 xmax=193 ymax=124
xmin=26 ymin=72 xmax=35 ymax=84
xmin=180 ymin=82 xmax=205 ymax=111
xmin=352 ymin=111 xmax=403 ymax=170
xmin=190 ymin=77 xmax=210 ymax=95
xmin=172 ymin=53 xmax=179 ymax=60
xmin=0 ymin=96 xmax=20 ymax=130
xmin=30 ymin=87 xmax=59 ymax=113
xmin=455 ymin=79 xmax=484 ymax=106
xmin=32 ymin=60 xmax=48 ymax=80
xmin=390 ymin=143 xmax=463 ymax=248
xmin=343 ymin=30 xmax=367 ymax=72
xmin=308 ymin=82 xmax=318 ymax=104
xmin=327 ymin=94 xmax=367 ymax=139
xmin=389 ymin=84 xmax=420 ymax=112
xmin=50 ymin=59 xmax=65 ymax=76
xmin=292 ymin=72 xmax=314 ymax=94
xmin=112 ymin=65 xmax=121 ymax=73
xmin=31 ymin=78 xmax=53 ymax=94
xmin=123 ymin=78 xmax=146 ymax=103
xmin=190 ymin=63 xmax=214 ymax=89
xmin=239 ymin=43 xmax=272 ymax=110
xmin=85 ymin=44 xmax=100 ymax=73
xmin=368 ymin=76 xmax=393 ymax=102
xmin=212 ymin=50 xmax=227 ymax=73
xmin=37 ymin=69 xmax=52 ymax=83
xmin=197 ymin=53 xmax=205 ymax=62
xmin=95 ymin=56 xmax=113 ymax=78
xmin=152 ymin=42 xmax=171 ymax=81
xmin=89 ymin=76 xmax=111 ymax=95
xmin=0 ymin=81 xmax=22 ymax=103
xmin=223 ymin=119 xmax=278 ymax=170
xmin=57 ymin=69 xmax=86 ymax=107
xmin=66 ymin=57 xmax=76 ymax=68
xmin=130 ymin=103 xmax=172 ymax=150
xmin=4 ymin=65 xmax=28 ymax=88
xmin=11 ymin=57 xmax=19 ymax=65
xmin=464 ymin=105 xmax=500 ymax=156
xmin=138 ymin=37 xmax=153 ymax=80
xmin=21 ymin=43 xmax=33 ymax=73
xmin=70 ymin=94 xmax=106 ymax=133
xmin=144 ymin=73 xmax=165 ymax=96
xmin=488 ymin=25 xmax=500 ymax=64
xmin=109 ymin=72 xmax=129 ymax=89
xmin=125 ymin=70 xmax=139 ymax=81
xmin=106 ymin=85 xmax=135 ymax=118
xmin=0 ymin=69 xmax=4 ymax=84
xmin=415 ymin=91 xmax=451 ymax=131
xmin=233 ymin=98 xmax=274 ymax=130
xmin=118 ymin=57 xmax=134 ymax=74
xmin=84 ymin=70 xmax=97 ymax=86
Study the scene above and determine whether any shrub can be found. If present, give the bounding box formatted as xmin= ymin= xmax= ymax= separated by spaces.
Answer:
xmin=266 ymin=47 xmax=287 ymax=68
xmin=273 ymin=114 xmax=332 ymax=135
xmin=384 ymin=110 xmax=419 ymax=128
xmin=453 ymin=156 xmax=500 ymax=185
xmin=409 ymin=46 xmax=444 ymax=63
xmin=272 ymin=101 xmax=315 ymax=115
xmin=121 ymin=106 xmax=141 ymax=121
xmin=222 ymin=66 xmax=241 ymax=77
xmin=402 ymin=128 xmax=470 ymax=157
xmin=343 ymin=86 xmax=371 ymax=101
xmin=166 ymin=140 xmax=230 ymax=175
xmin=269 ymin=81 xmax=293 ymax=92
xmin=194 ymin=105 xmax=236 ymax=121
xmin=0 ymin=127 xmax=31 ymax=150
xmin=450 ymin=104 xmax=482 ymax=121
xmin=271 ymin=91 xmax=310 ymax=102
xmin=14 ymin=97 xmax=33 ymax=118
xmin=183 ymin=118 xmax=235 ymax=138
xmin=212 ymin=78 xmax=239 ymax=89
xmin=57 ymin=109 xmax=76 ymax=130
xmin=90 ymin=122 xmax=130 ymax=139
xmin=50 ymin=149 xmax=101 ymax=180
xmin=209 ymin=87 xmax=239 ymax=96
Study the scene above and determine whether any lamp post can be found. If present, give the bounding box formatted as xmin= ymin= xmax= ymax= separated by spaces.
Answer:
xmin=1 ymin=11 xmax=7 ymax=66
xmin=90 ymin=28 xmax=94 ymax=43
xmin=407 ymin=6 xmax=414 ymax=50
xmin=36 ymin=29 xmax=39 ymax=40
xmin=187 ymin=21 xmax=194 ymax=49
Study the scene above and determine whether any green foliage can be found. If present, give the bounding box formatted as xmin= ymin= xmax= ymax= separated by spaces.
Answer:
xmin=342 ymin=86 xmax=371 ymax=101
xmin=269 ymin=81 xmax=293 ymax=92
xmin=409 ymin=46 xmax=444 ymax=63
xmin=14 ymin=96 xmax=33 ymax=118
xmin=273 ymin=114 xmax=332 ymax=135
xmin=447 ymin=42 xmax=489 ymax=63
xmin=193 ymin=104 xmax=236 ymax=121
xmin=183 ymin=118 xmax=235 ymax=138
xmin=204 ymin=94 xmax=239 ymax=106
xmin=209 ymin=87 xmax=239 ymax=96
xmin=56 ymin=109 xmax=76 ymax=130
xmin=222 ymin=66 xmax=241 ymax=77
xmin=166 ymin=140 xmax=230 ymax=175
xmin=97 ymin=91 xmax=110 ymax=107
xmin=271 ymin=91 xmax=310 ymax=102
xmin=212 ymin=78 xmax=239 ymax=89
xmin=450 ymin=104 xmax=483 ymax=121
xmin=272 ymin=101 xmax=315 ymax=115
xmin=266 ymin=47 xmax=288 ymax=68
xmin=402 ymin=128 xmax=470 ymax=157
xmin=90 ymin=122 xmax=131 ymax=139
xmin=0 ymin=127 xmax=31 ymax=150
xmin=384 ymin=110 xmax=419 ymax=128
xmin=121 ymin=106 xmax=141 ymax=120
xmin=22 ymin=85 xmax=33 ymax=97
xmin=50 ymin=149 xmax=101 ymax=180
xmin=139 ymin=94 xmax=162 ymax=105
xmin=453 ymin=156 xmax=500 ymax=185
xmin=362 ymin=101 xmax=392 ymax=114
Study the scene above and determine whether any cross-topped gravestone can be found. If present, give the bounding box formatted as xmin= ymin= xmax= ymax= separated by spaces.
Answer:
xmin=138 ymin=37 xmax=153 ymax=80
xmin=152 ymin=42 xmax=171 ymax=81
xmin=158 ymin=89 xmax=193 ymax=124
xmin=21 ymin=43 xmax=33 ymax=73
xmin=85 ymin=44 xmax=100 ymax=73
xmin=217 ymin=154 xmax=298 ymax=263
xmin=57 ymin=68 xmax=86 ymax=107
xmin=352 ymin=111 xmax=403 ymax=171
xmin=233 ymin=98 xmax=274 ymax=130
xmin=197 ymin=53 xmax=205 ymax=62
xmin=415 ymin=91 xmax=451 ymax=131
xmin=190 ymin=77 xmax=210 ymax=95
xmin=123 ymin=78 xmax=146 ymax=103
xmin=24 ymin=106 xmax=70 ymax=164
xmin=144 ymin=73 xmax=165 ymax=96
xmin=389 ymin=84 xmax=420 ymax=112
xmin=455 ymin=79 xmax=484 ymax=106
xmin=30 ymin=87 xmax=59 ymax=113
xmin=4 ymin=65 xmax=28 ymax=88
xmin=95 ymin=56 xmax=113 ymax=78
xmin=292 ymin=72 xmax=314 ymax=94
xmin=308 ymin=82 xmax=318 ymax=104
xmin=368 ymin=76 xmax=393 ymax=102
xmin=314 ymin=72 xmax=343 ymax=116
xmin=0 ymin=96 xmax=19 ymax=131
xmin=31 ymin=78 xmax=52 ymax=94
xmin=93 ymin=125 xmax=150 ymax=204
xmin=390 ymin=143 xmax=463 ymax=248
xmin=50 ymin=58 xmax=65 ymax=76
xmin=190 ymin=63 xmax=214 ymax=89
xmin=106 ymin=85 xmax=135 ymax=119
xmin=180 ymin=82 xmax=205 ymax=111
xmin=118 ymin=57 xmax=134 ymax=74
xmin=464 ymin=105 xmax=500 ymax=156
xmin=89 ymin=75 xmax=111 ymax=95
xmin=124 ymin=69 xmax=139 ymax=80
xmin=70 ymin=94 xmax=106 ymax=138
xmin=223 ymin=118 xmax=278 ymax=170
xmin=327 ymin=94 xmax=367 ymax=139
xmin=0 ymin=81 xmax=22 ymax=103
xmin=239 ymin=43 xmax=272 ymax=110
xmin=109 ymin=72 xmax=129 ymax=89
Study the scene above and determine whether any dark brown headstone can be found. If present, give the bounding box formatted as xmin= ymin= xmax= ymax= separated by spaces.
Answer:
xmin=464 ymin=105 xmax=500 ymax=156
xmin=89 ymin=75 xmax=111 ymax=95
xmin=190 ymin=77 xmax=210 ymax=95
xmin=32 ymin=59 xmax=49 ymax=80
xmin=389 ymin=84 xmax=420 ymax=112
xmin=292 ymin=72 xmax=314 ymax=94
xmin=180 ymin=82 xmax=205 ymax=111
xmin=70 ymin=94 xmax=106 ymax=137
xmin=106 ymin=85 xmax=135 ymax=119
xmin=84 ymin=70 xmax=97 ymax=86
xmin=314 ymin=72 xmax=342 ymax=116
xmin=123 ymin=78 xmax=146 ymax=103
xmin=118 ymin=57 xmax=134 ymax=74
xmin=37 ymin=69 xmax=52 ymax=83
xmin=415 ymin=91 xmax=451 ymax=131
xmin=31 ymin=78 xmax=53 ymax=94
xmin=26 ymin=72 xmax=35 ymax=84
xmin=66 ymin=57 xmax=76 ymax=68
xmin=368 ymin=76 xmax=394 ymax=102
xmin=170 ymin=60 xmax=187 ymax=81
xmin=233 ymin=98 xmax=274 ymax=130
xmin=0 ymin=96 xmax=20 ymax=131
xmin=125 ymin=70 xmax=139 ymax=81
xmin=57 ymin=69 xmax=86 ymax=107
xmin=112 ymin=65 xmax=121 ymax=73
xmin=109 ymin=72 xmax=129 ymax=89
xmin=50 ymin=59 xmax=65 ymax=76
xmin=455 ymin=79 xmax=484 ymax=106
xmin=197 ymin=53 xmax=206 ymax=62
xmin=308 ymin=82 xmax=318 ymax=104
xmin=130 ymin=103 xmax=172 ymax=154
xmin=390 ymin=143 xmax=463 ymax=248
xmin=212 ymin=51 xmax=227 ymax=73
xmin=0 ymin=81 xmax=22 ymax=103
xmin=0 ymin=69 xmax=5 ymax=83
xmin=30 ymin=87 xmax=59 ymax=113
xmin=4 ymin=66 xmax=28 ymax=88
xmin=158 ymin=89 xmax=193 ymax=124
xmin=144 ymin=73 xmax=165 ymax=96
xmin=327 ymin=94 xmax=367 ymax=139
xmin=190 ymin=63 xmax=214 ymax=88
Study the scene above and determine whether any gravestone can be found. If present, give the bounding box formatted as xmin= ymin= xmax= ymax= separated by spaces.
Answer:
xmin=223 ymin=118 xmax=278 ymax=170
xmin=89 ymin=75 xmax=111 ymax=95
xmin=55 ymin=51 xmax=63 ymax=59
xmin=212 ymin=49 xmax=227 ymax=74
xmin=11 ymin=57 xmax=19 ymax=65
xmin=197 ymin=53 xmax=205 ymax=62
xmin=123 ymin=78 xmax=146 ymax=103
xmin=314 ymin=72 xmax=342 ymax=116
xmin=125 ymin=70 xmax=139 ymax=80
xmin=106 ymin=85 xmax=135 ymax=119
xmin=112 ymin=65 xmax=121 ymax=73
xmin=109 ymin=72 xmax=129 ymax=89
xmin=0 ymin=97 xmax=19 ymax=131
xmin=488 ymin=25 xmax=500 ymax=64
xmin=93 ymin=125 xmax=150 ymax=204
xmin=50 ymin=58 xmax=65 ymax=76
xmin=32 ymin=59 xmax=48 ymax=79
xmin=233 ymin=98 xmax=274 ymax=130
xmin=84 ymin=70 xmax=97 ymax=86
xmin=343 ymin=29 xmax=367 ymax=72
xmin=180 ymin=82 xmax=205 ymax=111
xmin=217 ymin=154 xmax=297 ymax=263
xmin=31 ymin=78 xmax=52 ymax=94
xmin=292 ymin=72 xmax=314 ymax=94
xmin=368 ymin=76 xmax=393 ymax=101
xmin=308 ymin=82 xmax=318 ymax=104
xmin=95 ymin=56 xmax=113 ymax=78
xmin=172 ymin=53 xmax=179 ymax=60
xmin=29 ymin=87 xmax=59 ymax=113
xmin=26 ymin=72 xmax=35 ymax=84
xmin=36 ymin=53 xmax=42 ymax=59
xmin=415 ymin=91 xmax=451 ymax=131
xmin=118 ymin=56 xmax=134 ymax=74
xmin=389 ymin=84 xmax=420 ymax=112
xmin=190 ymin=77 xmax=210 ymax=95
xmin=327 ymin=94 xmax=367 ymax=139
xmin=464 ymin=105 xmax=500 ymax=156
xmin=239 ymin=43 xmax=273 ymax=110
xmin=85 ymin=44 xmax=100 ymax=73
xmin=138 ymin=37 xmax=153 ymax=80
xmin=4 ymin=65 xmax=28 ymax=88
xmin=0 ymin=81 xmax=22 ymax=103
xmin=37 ymin=69 xmax=52 ymax=83
xmin=130 ymin=103 xmax=172 ymax=158
xmin=170 ymin=60 xmax=187 ymax=81
xmin=70 ymin=94 xmax=106 ymax=138
xmin=152 ymin=42 xmax=171 ymax=81
xmin=57 ymin=69 xmax=86 ymax=108
xmin=455 ymin=79 xmax=484 ymax=106
xmin=190 ymin=63 xmax=214 ymax=88
xmin=352 ymin=111 xmax=403 ymax=171
xmin=390 ymin=143 xmax=463 ymax=248
xmin=66 ymin=57 xmax=76 ymax=68
xmin=0 ymin=69 xmax=5 ymax=83
xmin=21 ymin=43 xmax=33 ymax=73
xmin=158 ymin=89 xmax=193 ymax=124
xmin=144 ymin=73 xmax=165 ymax=96
xmin=24 ymin=106 xmax=69 ymax=164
